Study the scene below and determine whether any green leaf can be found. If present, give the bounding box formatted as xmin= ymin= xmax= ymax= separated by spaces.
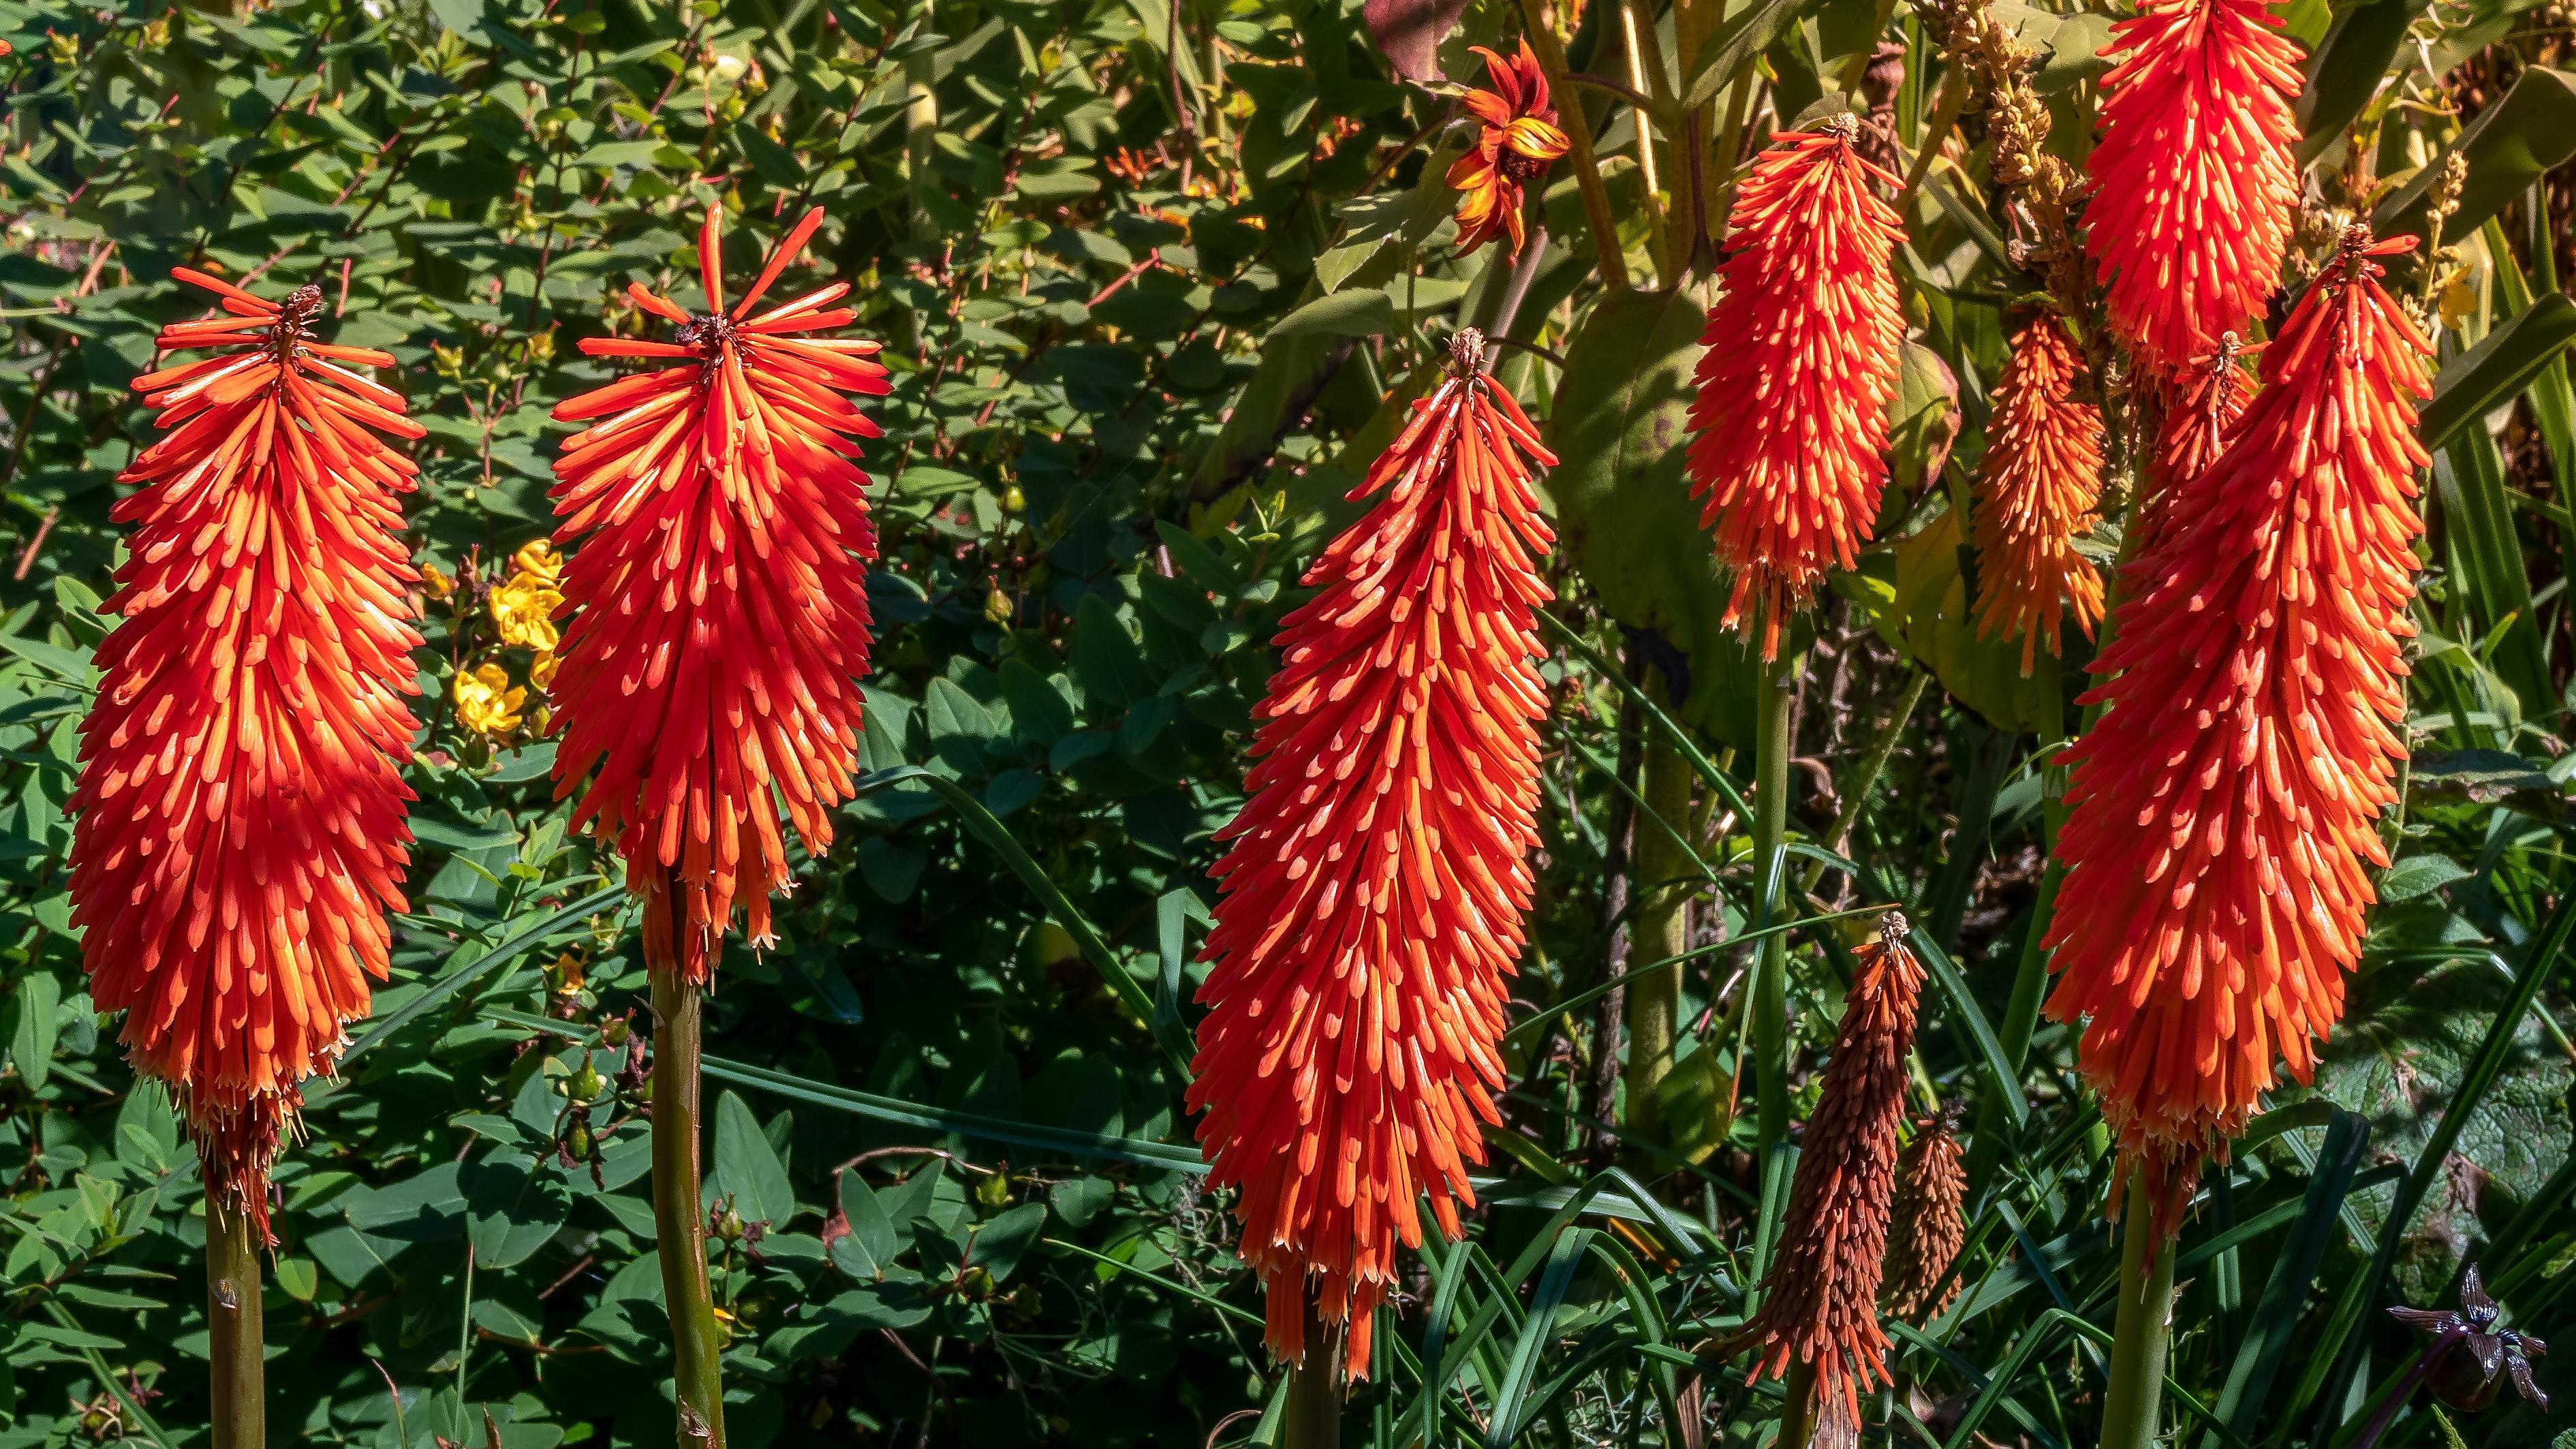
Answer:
xmin=2295 ymin=0 xmax=2411 ymax=161
xmin=0 ymin=632 xmax=93 ymax=683
xmin=425 ymin=0 xmax=484 ymax=36
xmin=2378 ymin=854 xmax=2473 ymax=902
xmin=2419 ymin=294 xmax=2576 ymax=450
xmin=1268 ymin=289 xmax=1397 ymax=341
xmin=1681 ymin=0 xmax=1808 ymax=110
xmin=2377 ymin=68 xmax=2576 ymax=242
xmin=713 ymin=1091 xmax=797 ymax=1226
xmin=1889 ymin=509 xmax=2060 ymax=732
xmin=7 ymin=971 xmax=58 ymax=1095
xmin=965 ymin=1202 xmax=1046 ymax=1283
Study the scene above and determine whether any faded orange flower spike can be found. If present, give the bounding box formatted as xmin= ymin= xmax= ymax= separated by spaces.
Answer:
xmin=2137 ymin=333 xmax=2256 ymax=555
xmin=2045 ymin=227 xmax=2432 ymax=1241
xmin=1971 ymin=316 xmax=2105 ymax=674
xmin=1188 ymin=329 xmax=1555 ymax=1380
xmin=2083 ymin=0 xmax=2305 ymax=377
xmin=1882 ymin=1111 xmax=1967 ymax=1322
xmin=1688 ymin=116 xmax=1906 ymax=660
xmin=548 ymin=206 xmax=890 ymax=981
xmin=1724 ymin=916 xmax=1922 ymax=1447
xmin=1446 ymin=40 xmax=1570 ymax=258
xmin=71 ymin=271 xmax=424 ymax=1234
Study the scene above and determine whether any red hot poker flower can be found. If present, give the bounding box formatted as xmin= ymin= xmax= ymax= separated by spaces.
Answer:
xmin=2137 ymin=333 xmax=2256 ymax=555
xmin=1972 ymin=316 xmax=2106 ymax=674
xmin=1188 ymin=329 xmax=1555 ymax=1379
xmin=1724 ymin=915 xmax=1923 ymax=1445
xmin=2083 ymin=0 xmax=2306 ymax=377
xmin=549 ymin=206 xmax=889 ymax=982
xmin=72 ymin=271 xmax=424 ymax=1232
xmin=2045 ymin=228 xmax=2432 ymax=1241
xmin=1687 ymin=116 xmax=1907 ymax=659
xmin=1446 ymin=40 xmax=1570 ymax=258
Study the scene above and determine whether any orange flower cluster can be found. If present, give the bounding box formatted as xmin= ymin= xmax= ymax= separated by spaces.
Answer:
xmin=548 ymin=206 xmax=890 ymax=982
xmin=1972 ymin=316 xmax=2106 ymax=673
xmin=1725 ymin=917 xmax=1923 ymax=1443
xmin=1687 ymin=118 xmax=1906 ymax=659
xmin=1447 ymin=41 xmax=1570 ymax=257
xmin=70 ymin=270 xmax=424 ymax=1230
xmin=2138 ymin=334 xmax=2256 ymax=553
xmin=1882 ymin=1112 xmax=1968 ymax=1322
xmin=1188 ymin=329 xmax=1555 ymax=1377
xmin=2083 ymin=0 xmax=2305 ymax=377
xmin=2045 ymin=228 xmax=2432 ymax=1239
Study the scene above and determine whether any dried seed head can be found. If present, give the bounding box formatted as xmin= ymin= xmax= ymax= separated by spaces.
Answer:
xmin=1882 ymin=1111 xmax=1968 ymax=1321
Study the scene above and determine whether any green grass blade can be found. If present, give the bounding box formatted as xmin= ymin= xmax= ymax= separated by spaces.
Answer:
xmin=2206 ymin=1110 xmax=2370 ymax=1448
xmin=1483 ymin=1227 xmax=1594 ymax=1448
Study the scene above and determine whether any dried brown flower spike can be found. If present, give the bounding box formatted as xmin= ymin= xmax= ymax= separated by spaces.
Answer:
xmin=1882 ymin=1108 xmax=1968 ymax=1321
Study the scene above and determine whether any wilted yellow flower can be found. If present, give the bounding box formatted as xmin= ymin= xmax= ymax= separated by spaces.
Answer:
xmin=511 ymin=539 xmax=564 ymax=585
xmin=530 ymin=650 xmax=560 ymax=691
xmin=421 ymin=559 xmax=457 ymax=602
xmin=454 ymin=663 xmax=527 ymax=737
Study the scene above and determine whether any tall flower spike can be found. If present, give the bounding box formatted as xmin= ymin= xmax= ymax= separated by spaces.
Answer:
xmin=1722 ymin=915 xmax=1923 ymax=1447
xmin=72 ymin=271 xmax=424 ymax=1231
xmin=1971 ymin=315 xmax=2106 ymax=674
xmin=1687 ymin=115 xmax=1907 ymax=659
xmin=2082 ymin=0 xmax=2306 ymax=377
xmin=2136 ymin=333 xmax=2256 ymax=555
xmin=549 ymin=205 xmax=889 ymax=980
xmin=1188 ymin=328 xmax=1555 ymax=1380
xmin=2045 ymin=227 xmax=2432 ymax=1242
xmin=1881 ymin=1110 xmax=1968 ymax=1322
xmin=1446 ymin=40 xmax=1570 ymax=258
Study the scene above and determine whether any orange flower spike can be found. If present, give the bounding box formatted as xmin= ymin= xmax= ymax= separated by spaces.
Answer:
xmin=1188 ymin=329 xmax=1555 ymax=1380
xmin=71 ymin=274 xmax=425 ymax=1236
xmin=2044 ymin=227 xmax=2433 ymax=1241
xmin=1686 ymin=116 xmax=1908 ymax=660
xmin=2136 ymin=332 xmax=2256 ymax=553
xmin=548 ymin=205 xmax=889 ymax=982
xmin=2083 ymin=0 xmax=2306 ymax=377
xmin=1970 ymin=316 xmax=2107 ymax=674
xmin=1446 ymin=40 xmax=1570 ymax=257
xmin=1724 ymin=916 xmax=1924 ymax=1442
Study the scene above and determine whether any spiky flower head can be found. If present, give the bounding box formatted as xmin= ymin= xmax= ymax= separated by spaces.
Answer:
xmin=2082 ymin=0 xmax=2306 ymax=377
xmin=1188 ymin=328 xmax=1555 ymax=1379
xmin=1446 ymin=41 xmax=1570 ymax=258
xmin=72 ymin=270 xmax=424 ymax=1234
xmin=1881 ymin=1110 xmax=1967 ymax=1322
xmin=1972 ymin=316 xmax=2106 ymax=674
xmin=1723 ymin=914 xmax=1923 ymax=1446
xmin=2137 ymin=333 xmax=2256 ymax=555
xmin=548 ymin=206 xmax=889 ymax=982
xmin=1687 ymin=116 xmax=1907 ymax=659
xmin=2045 ymin=227 xmax=2432 ymax=1241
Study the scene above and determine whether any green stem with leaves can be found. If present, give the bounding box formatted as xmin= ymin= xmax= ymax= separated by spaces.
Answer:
xmin=651 ymin=884 xmax=728 ymax=1449
xmin=1752 ymin=653 xmax=1799 ymax=1154
xmin=2101 ymin=1177 xmax=2177 ymax=1449
xmin=206 ymin=1193 xmax=264 ymax=1449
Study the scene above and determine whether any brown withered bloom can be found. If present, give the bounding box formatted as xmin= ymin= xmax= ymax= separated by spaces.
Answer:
xmin=1881 ymin=1109 xmax=1967 ymax=1322
xmin=1720 ymin=914 xmax=1924 ymax=1448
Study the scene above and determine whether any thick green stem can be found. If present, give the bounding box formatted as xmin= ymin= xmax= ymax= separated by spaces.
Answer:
xmin=1778 ymin=1356 xmax=1819 ymax=1449
xmin=1284 ymin=1304 xmax=1344 ymax=1449
xmin=206 ymin=1194 xmax=265 ymax=1449
xmin=1621 ymin=729 xmax=1696 ymax=1147
xmin=2101 ymin=1177 xmax=2177 ymax=1449
xmin=1751 ymin=654 xmax=1799 ymax=1155
xmin=652 ymin=919 xmax=728 ymax=1448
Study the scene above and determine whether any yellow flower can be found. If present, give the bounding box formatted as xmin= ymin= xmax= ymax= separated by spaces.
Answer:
xmin=490 ymin=574 xmax=563 ymax=653
xmin=454 ymin=663 xmax=527 ymax=738
xmin=530 ymin=649 xmax=560 ymax=691
xmin=421 ymin=559 xmax=457 ymax=602
xmin=510 ymin=539 xmax=564 ymax=585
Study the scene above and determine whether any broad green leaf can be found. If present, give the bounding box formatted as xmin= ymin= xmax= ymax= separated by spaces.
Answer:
xmin=713 ymin=1091 xmax=797 ymax=1226
xmin=2296 ymin=0 xmax=2411 ymax=161
xmin=2377 ymin=68 xmax=2576 ymax=242
xmin=2419 ymin=293 xmax=2576 ymax=449
xmin=2378 ymin=854 xmax=2474 ymax=902
xmin=7 ymin=971 xmax=58 ymax=1095
xmin=1682 ymin=0 xmax=1810 ymax=110
xmin=1889 ymin=510 xmax=2060 ymax=732
xmin=1268 ymin=289 xmax=1397 ymax=341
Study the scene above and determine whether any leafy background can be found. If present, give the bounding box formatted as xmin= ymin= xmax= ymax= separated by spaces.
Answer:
xmin=1 ymin=0 xmax=2573 ymax=1446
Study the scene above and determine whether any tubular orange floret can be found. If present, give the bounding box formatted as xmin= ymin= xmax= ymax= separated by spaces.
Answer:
xmin=2137 ymin=332 xmax=2256 ymax=554
xmin=1724 ymin=916 xmax=1923 ymax=1445
xmin=71 ymin=273 xmax=424 ymax=1236
xmin=1687 ymin=117 xmax=1907 ymax=660
xmin=2044 ymin=227 xmax=2432 ymax=1243
xmin=1187 ymin=328 xmax=1556 ymax=1380
xmin=547 ymin=205 xmax=890 ymax=983
xmin=1971 ymin=315 xmax=2107 ymax=674
xmin=2081 ymin=0 xmax=2306 ymax=378
xmin=1446 ymin=40 xmax=1570 ymax=258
